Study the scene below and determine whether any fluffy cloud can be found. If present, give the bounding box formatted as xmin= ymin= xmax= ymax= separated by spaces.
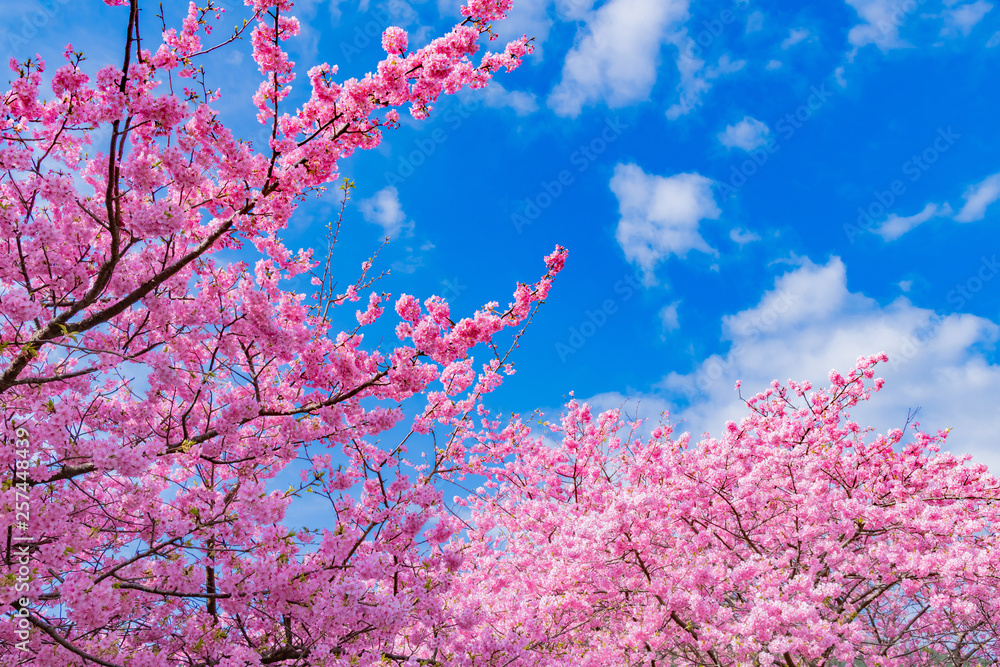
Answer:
xmin=549 ymin=0 xmax=689 ymax=117
xmin=491 ymin=0 xmax=554 ymax=56
xmin=581 ymin=257 xmax=1000 ymax=471
xmin=844 ymin=0 xmax=915 ymax=53
xmin=660 ymin=302 xmax=681 ymax=333
xmin=955 ymin=172 xmax=1000 ymax=222
xmin=658 ymin=258 xmax=1000 ymax=470
xmin=718 ymin=116 xmax=770 ymax=151
xmin=477 ymin=82 xmax=539 ymax=116
xmin=610 ymin=163 xmax=720 ymax=285
xmin=359 ymin=186 xmax=413 ymax=238
xmin=545 ymin=0 xmax=743 ymax=119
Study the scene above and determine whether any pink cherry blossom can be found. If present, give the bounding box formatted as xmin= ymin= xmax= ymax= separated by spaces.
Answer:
xmin=0 ymin=1 xmax=553 ymax=665
xmin=448 ymin=354 xmax=1000 ymax=666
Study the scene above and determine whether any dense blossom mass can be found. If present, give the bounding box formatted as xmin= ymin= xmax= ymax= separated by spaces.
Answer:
xmin=453 ymin=355 xmax=1000 ymax=665
xmin=1 ymin=1 xmax=999 ymax=666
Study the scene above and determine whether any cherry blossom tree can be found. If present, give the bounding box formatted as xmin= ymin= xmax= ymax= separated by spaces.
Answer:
xmin=0 ymin=0 xmax=566 ymax=664
xmin=5 ymin=3 xmax=999 ymax=667
xmin=452 ymin=354 xmax=1000 ymax=666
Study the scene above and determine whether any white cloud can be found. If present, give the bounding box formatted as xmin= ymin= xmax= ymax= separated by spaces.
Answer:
xmin=718 ymin=116 xmax=770 ymax=151
xmin=844 ymin=0 xmax=992 ymax=53
xmin=706 ymin=53 xmax=746 ymax=76
xmin=781 ymin=27 xmax=811 ymax=48
xmin=863 ymin=173 xmax=1000 ymax=237
xmin=835 ymin=65 xmax=848 ymax=87
xmin=610 ymin=163 xmax=720 ymax=285
xmin=329 ymin=0 xmax=411 ymax=25
xmin=955 ymin=172 xmax=1000 ymax=222
xmin=940 ymin=1 xmax=993 ymax=37
xmin=873 ymin=202 xmax=951 ymax=241
xmin=666 ymin=52 xmax=745 ymax=120
xmin=898 ymin=279 xmax=914 ymax=292
xmin=641 ymin=257 xmax=1000 ymax=471
xmin=273 ymin=0 xmax=330 ymax=61
xmin=555 ymin=0 xmax=598 ymax=20
xmin=766 ymin=59 xmax=783 ymax=70
xmin=730 ymin=228 xmax=761 ymax=246
xmin=746 ymin=10 xmax=764 ymax=33
xmin=987 ymin=30 xmax=1000 ymax=46
xmin=660 ymin=302 xmax=681 ymax=333
xmin=359 ymin=186 xmax=413 ymax=238
xmin=463 ymin=82 xmax=539 ymax=115
xmin=482 ymin=84 xmax=539 ymax=116
xmin=492 ymin=0 xmax=553 ymax=56
xmin=844 ymin=0 xmax=915 ymax=53
xmin=328 ymin=0 xmax=349 ymax=23
xmin=548 ymin=0 xmax=689 ymax=117
xmin=391 ymin=246 xmax=425 ymax=274
xmin=666 ymin=48 xmax=712 ymax=121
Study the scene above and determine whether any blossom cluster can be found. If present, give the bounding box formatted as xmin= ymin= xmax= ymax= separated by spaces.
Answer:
xmin=447 ymin=355 xmax=1000 ymax=665
xmin=0 ymin=1 xmax=552 ymax=665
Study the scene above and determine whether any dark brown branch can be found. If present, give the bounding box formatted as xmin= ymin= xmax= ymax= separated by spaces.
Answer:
xmin=26 ymin=612 xmax=127 ymax=667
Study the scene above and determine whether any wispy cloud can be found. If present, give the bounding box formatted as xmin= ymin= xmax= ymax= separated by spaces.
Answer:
xmin=940 ymin=1 xmax=993 ymax=37
xmin=667 ymin=52 xmax=746 ymax=120
xmin=955 ymin=172 xmax=1000 ymax=222
xmin=873 ymin=202 xmax=951 ymax=240
xmin=730 ymin=228 xmax=761 ymax=246
xmin=781 ymin=27 xmax=811 ymax=48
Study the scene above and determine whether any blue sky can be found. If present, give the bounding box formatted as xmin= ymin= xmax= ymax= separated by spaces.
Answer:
xmin=5 ymin=0 xmax=1000 ymax=472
